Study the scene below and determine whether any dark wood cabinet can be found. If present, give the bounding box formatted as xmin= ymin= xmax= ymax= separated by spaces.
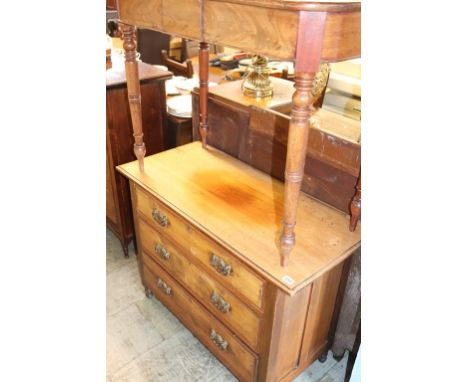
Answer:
xmin=106 ymin=63 xmax=172 ymax=256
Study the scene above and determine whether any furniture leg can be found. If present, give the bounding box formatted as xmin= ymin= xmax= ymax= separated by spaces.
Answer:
xmin=319 ymin=350 xmax=329 ymax=363
xmin=280 ymin=73 xmax=315 ymax=266
xmin=280 ymin=11 xmax=326 ymax=267
xmin=198 ymin=42 xmax=209 ymax=147
xmin=121 ymin=23 xmax=146 ymax=172
xmin=144 ymin=286 xmax=153 ymax=299
xmin=121 ymin=239 xmax=129 ymax=258
xmin=349 ymin=171 xmax=361 ymax=231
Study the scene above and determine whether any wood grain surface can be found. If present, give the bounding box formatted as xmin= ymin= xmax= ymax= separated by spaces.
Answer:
xmin=139 ymin=218 xmax=262 ymax=351
xmin=204 ymin=2 xmax=299 ymax=60
xmin=136 ymin=185 xmax=266 ymax=308
xmin=117 ymin=142 xmax=360 ymax=295
xmin=143 ymin=256 xmax=259 ymax=381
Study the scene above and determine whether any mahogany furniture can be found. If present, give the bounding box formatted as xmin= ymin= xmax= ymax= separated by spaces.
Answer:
xmin=161 ymin=49 xmax=194 ymax=77
xmin=118 ymin=0 xmax=361 ymax=266
xmin=106 ymin=62 xmax=171 ymax=256
xmin=117 ymin=143 xmax=360 ymax=381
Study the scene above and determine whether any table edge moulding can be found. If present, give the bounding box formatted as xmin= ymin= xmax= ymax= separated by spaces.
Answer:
xmin=117 ymin=0 xmax=361 ymax=267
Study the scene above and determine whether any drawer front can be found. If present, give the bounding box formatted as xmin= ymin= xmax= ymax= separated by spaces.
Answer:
xmin=136 ymin=186 xmax=265 ymax=309
xmin=139 ymin=218 xmax=261 ymax=350
xmin=143 ymin=255 xmax=258 ymax=382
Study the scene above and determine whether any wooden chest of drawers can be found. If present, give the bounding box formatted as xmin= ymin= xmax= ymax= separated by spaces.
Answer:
xmin=118 ymin=142 xmax=360 ymax=382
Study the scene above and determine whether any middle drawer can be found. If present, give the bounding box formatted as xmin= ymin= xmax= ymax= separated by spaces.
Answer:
xmin=139 ymin=217 xmax=262 ymax=351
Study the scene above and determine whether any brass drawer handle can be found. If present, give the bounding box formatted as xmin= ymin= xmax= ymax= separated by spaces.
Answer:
xmin=156 ymin=277 xmax=172 ymax=295
xmin=155 ymin=243 xmax=170 ymax=261
xmin=211 ymin=292 xmax=230 ymax=314
xmin=152 ymin=209 xmax=169 ymax=227
xmin=210 ymin=329 xmax=228 ymax=351
xmin=210 ymin=253 xmax=232 ymax=276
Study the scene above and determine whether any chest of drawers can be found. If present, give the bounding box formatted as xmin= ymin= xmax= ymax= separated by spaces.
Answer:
xmin=118 ymin=142 xmax=360 ymax=381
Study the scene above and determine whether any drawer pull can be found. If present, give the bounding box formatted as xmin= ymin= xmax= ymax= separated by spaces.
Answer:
xmin=210 ymin=329 xmax=229 ymax=351
xmin=156 ymin=277 xmax=172 ymax=295
xmin=210 ymin=253 xmax=232 ymax=276
xmin=155 ymin=243 xmax=170 ymax=261
xmin=211 ymin=292 xmax=230 ymax=313
xmin=152 ymin=209 xmax=169 ymax=227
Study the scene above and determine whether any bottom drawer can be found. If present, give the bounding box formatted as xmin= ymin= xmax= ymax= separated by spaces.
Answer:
xmin=143 ymin=252 xmax=258 ymax=382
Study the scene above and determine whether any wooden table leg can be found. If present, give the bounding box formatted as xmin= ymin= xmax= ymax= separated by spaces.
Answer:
xmin=349 ymin=171 xmax=361 ymax=232
xmin=280 ymin=11 xmax=326 ymax=267
xmin=280 ymin=73 xmax=315 ymax=266
xmin=121 ymin=23 xmax=146 ymax=172
xmin=198 ymin=42 xmax=209 ymax=148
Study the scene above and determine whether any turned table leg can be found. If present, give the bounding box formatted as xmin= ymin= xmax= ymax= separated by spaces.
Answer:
xmin=280 ymin=11 xmax=326 ymax=267
xmin=121 ymin=23 xmax=146 ymax=172
xmin=198 ymin=42 xmax=209 ymax=148
xmin=349 ymin=171 xmax=361 ymax=231
xmin=280 ymin=73 xmax=316 ymax=266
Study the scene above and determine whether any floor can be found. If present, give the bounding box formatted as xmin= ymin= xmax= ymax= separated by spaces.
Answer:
xmin=106 ymin=229 xmax=348 ymax=382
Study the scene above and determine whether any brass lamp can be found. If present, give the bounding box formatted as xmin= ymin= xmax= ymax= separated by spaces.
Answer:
xmin=241 ymin=55 xmax=274 ymax=99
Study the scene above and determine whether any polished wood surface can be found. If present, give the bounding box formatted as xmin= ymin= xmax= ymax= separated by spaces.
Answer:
xmin=135 ymin=185 xmax=266 ymax=308
xmin=117 ymin=142 xmax=360 ymax=294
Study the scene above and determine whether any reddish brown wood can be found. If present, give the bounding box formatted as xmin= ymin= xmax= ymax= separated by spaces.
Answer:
xmin=121 ymin=23 xmax=146 ymax=172
xmin=280 ymin=11 xmax=327 ymax=267
xmin=161 ymin=50 xmax=194 ymax=78
xmin=198 ymin=42 xmax=209 ymax=148
xmin=349 ymin=170 xmax=361 ymax=231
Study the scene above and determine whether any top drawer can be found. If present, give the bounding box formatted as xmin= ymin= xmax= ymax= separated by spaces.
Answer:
xmin=135 ymin=185 xmax=265 ymax=310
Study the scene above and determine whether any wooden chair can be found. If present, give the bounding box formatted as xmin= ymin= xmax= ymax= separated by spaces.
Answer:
xmin=161 ymin=50 xmax=194 ymax=78
xmin=136 ymin=29 xmax=171 ymax=66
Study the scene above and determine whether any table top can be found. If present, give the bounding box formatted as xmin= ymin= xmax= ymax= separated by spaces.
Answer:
xmin=118 ymin=0 xmax=361 ymax=63
xmin=117 ymin=142 xmax=360 ymax=295
xmin=200 ymin=0 xmax=360 ymax=11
